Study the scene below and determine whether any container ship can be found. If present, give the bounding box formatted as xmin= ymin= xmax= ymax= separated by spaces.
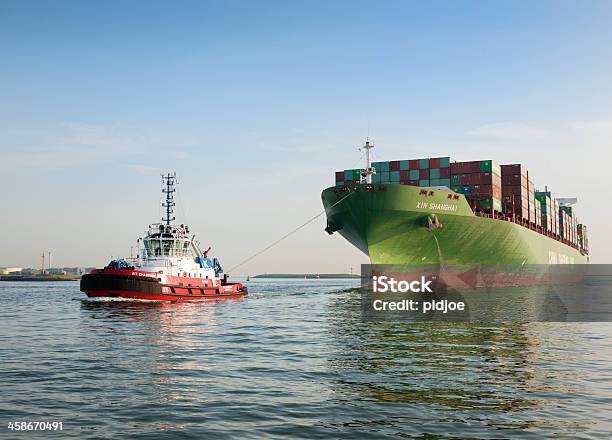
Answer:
xmin=321 ymin=142 xmax=588 ymax=283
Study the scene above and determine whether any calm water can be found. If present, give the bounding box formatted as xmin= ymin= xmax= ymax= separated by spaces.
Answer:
xmin=1 ymin=279 xmax=612 ymax=439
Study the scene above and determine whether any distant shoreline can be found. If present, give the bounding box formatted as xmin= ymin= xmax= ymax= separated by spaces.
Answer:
xmin=0 ymin=275 xmax=79 ymax=282
xmin=252 ymin=274 xmax=360 ymax=279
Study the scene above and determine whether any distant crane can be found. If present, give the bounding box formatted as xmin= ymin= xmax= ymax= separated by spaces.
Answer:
xmin=556 ymin=197 xmax=578 ymax=206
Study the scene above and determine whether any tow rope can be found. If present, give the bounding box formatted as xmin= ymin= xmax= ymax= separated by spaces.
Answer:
xmin=228 ymin=192 xmax=353 ymax=273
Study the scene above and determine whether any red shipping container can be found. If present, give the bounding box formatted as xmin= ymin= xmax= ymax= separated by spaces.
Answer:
xmin=501 ymin=164 xmax=528 ymax=177
xmin=440 ymin=167 xmax=450 ymax=178
xmin=480 ymin=172 xmax=494 ymax=183
xmin=528 ymin=180 xmax=535 ymax=195
xmin=458 ymin=161 xmax=471 ymax=172
xmin=400 ymin=170 xmax=410 ymax=180
xmin=430 ymin=157 xmax=440 ymax=168
xmin=389 ymin=161 xmax=400 ymax=171
xmin=477 ymin=184 xmax=491 ymax=194
xmin=409 ymin=160 xmax=420 ymax=170
xmin=503 ymin=197 xmax=529 ymax=218
xmin=470 ymin=173 xmax=482 ymax=185
xmin=409 ymin=180 xmax=419 ymax=186
xmin=502 ymin=186 xmax=514 ymax=196
xmin=335 ymin=171 xmax=344 ymax=180
xmin=502 ymin=174 xmax=528 ymax=186
xmin=451 ymin=161 xmax=476 ymax=174
xmin=460 ymin=174 xmax=470 ymax=185
xmin=458 ymin=162 xmax=471 ymax=173
xmin=502 ymin=185 xmax=528 ymax=197
xmin=419 ymin=169 xmax=429 ymax=179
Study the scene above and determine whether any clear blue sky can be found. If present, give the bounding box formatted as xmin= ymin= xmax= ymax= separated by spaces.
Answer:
xmin=1 ymin=0 xmax=611 ymax=271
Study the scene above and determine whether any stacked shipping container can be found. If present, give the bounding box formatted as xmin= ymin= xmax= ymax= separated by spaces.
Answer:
xmin=333 ymin=157 xmax=585 ymax=252
xmin=535 ymin=191 xmax=560 ymax=235
xmin=578 ymin=224 xmax=589 ymax=254
xmin=535 ymin=201 xmax=542 ymax=227
xmin=553 ymin=198 xmax=560 ymax=235
xmin=335 ymin=169 xmax=361 ymax=186
xmin=500 ymin=164 xmax=538 ymax=224
xmin=559 ymin=206 xmax=579 ymax=245
xmin=372 ymin=157 xmax=452 ymax=187
xmin=450 ymin=160 xmax=503 ymax=213
xmin=528 ymin=176 xmax=536 ymax=224
xmin=334 ymin=157 xmax=453 ymax=187
xmin=559 ymin=207 xmax=571 ymax=242
xmin=500 ymin=164 xmax=529 ymax=219
xmin=537 ymin=192 xmax=552 ymax=231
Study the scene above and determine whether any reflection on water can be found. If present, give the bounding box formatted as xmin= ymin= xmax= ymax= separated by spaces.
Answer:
xmin=325 ymin=292 xmax=612 ymax=437
xmin=1 ymin=281 xmax=611 ymax=439
xmin=80 ymin=299 xmax=238 ymax=405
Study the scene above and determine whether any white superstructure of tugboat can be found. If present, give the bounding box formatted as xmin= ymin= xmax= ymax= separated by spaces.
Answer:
xmin=81 ymin=172 xmax=247 ymax=300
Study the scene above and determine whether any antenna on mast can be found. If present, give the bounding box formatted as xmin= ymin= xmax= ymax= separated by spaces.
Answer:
xmin=359 ymin=139 xmax=375 ymax=184
xmin=161 ymin=172 xmax=177 ymax=226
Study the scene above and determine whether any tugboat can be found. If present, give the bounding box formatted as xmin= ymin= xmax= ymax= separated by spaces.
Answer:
xmin=81 ymin=172 xmax=247 ymax=301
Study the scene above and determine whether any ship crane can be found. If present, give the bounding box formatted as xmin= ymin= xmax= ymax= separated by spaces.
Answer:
xmin=556 ymin=197 xmax=578 ymax=206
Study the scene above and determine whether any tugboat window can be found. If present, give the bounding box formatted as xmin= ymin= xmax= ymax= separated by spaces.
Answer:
xmin=162 ymin=239 xmax=174 ymax=256
xmin=143 ymin=239 xmax=162 ymax=257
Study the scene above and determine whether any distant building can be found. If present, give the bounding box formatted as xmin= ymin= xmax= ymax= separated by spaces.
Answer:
xmin=19 ymin=268 xmax=37 ymax=275
xmin=47 ymin=268 xmax=67 ymax=275
xmin=0 ymin=267 xmax=22 ymax=275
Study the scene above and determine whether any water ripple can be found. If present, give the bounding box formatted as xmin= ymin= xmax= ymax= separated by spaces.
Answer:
xmin=1 ymin=280 xmax=611 ymax=439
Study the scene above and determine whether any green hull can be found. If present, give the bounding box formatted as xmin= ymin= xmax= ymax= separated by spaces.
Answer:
xmin=322 ymin=184 xmax=587 ymax=265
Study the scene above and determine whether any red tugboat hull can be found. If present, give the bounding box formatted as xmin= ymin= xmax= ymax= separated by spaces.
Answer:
xmin=81 ymin=269 xmax=247 ymax=301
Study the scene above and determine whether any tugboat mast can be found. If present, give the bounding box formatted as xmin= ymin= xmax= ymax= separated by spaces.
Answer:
xmin=161 ymin=172 xmax=177 ymax=226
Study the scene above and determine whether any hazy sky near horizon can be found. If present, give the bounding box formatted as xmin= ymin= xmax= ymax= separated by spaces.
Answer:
xmin=1 ymin=0 xmax=612 ymax=273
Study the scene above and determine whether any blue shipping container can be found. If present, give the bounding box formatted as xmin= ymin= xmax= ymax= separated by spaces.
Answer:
xmin=373 ymin=162 xmax=389 ymax=173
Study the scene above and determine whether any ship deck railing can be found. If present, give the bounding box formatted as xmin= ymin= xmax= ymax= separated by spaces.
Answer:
xmin=473 ymin=210 xmax=583 ymax=253
xmin=124 ymin=256 xmax=194 ymax=268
